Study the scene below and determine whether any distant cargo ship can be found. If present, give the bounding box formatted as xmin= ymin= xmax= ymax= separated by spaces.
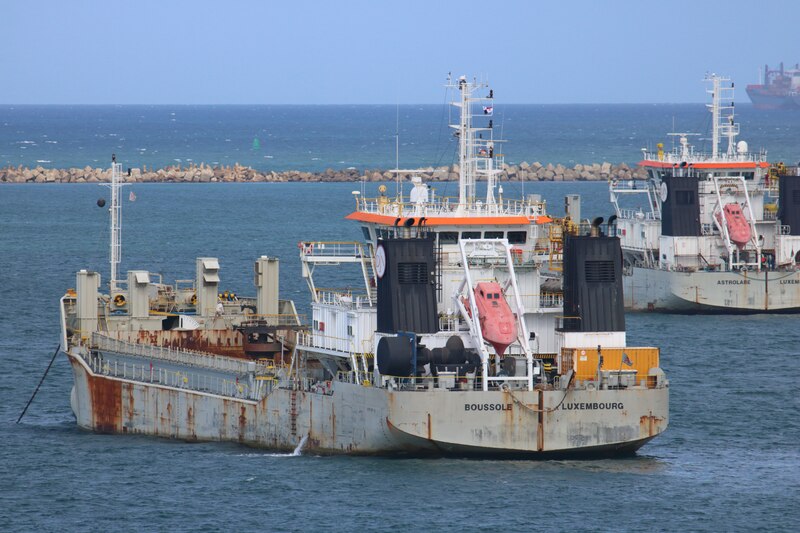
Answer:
xmin=746 ymin=63 xmax=800 ymax=110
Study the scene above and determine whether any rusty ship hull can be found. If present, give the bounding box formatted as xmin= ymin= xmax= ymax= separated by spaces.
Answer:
xmin=66 ymin=349 xmax=668 ymax=456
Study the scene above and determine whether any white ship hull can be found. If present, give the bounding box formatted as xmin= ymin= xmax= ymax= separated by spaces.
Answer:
xmin=67 ymin=349 xmax=668 ymax=457
xmin=624 ymin=266 xmax=800 ymax=312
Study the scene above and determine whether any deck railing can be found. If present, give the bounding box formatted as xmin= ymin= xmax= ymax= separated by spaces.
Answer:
xmin=296 ymin=331 xmax=354 ymax=355
xmin=239 ymin=313 xmax=306 ymax=327
xmin=83 ymin=351 xmax=265 ymax=400
xmin=299 ymin=241 xmax=367 ymax=258
xmin=617 ymin=208 xmax=659 ymax=221
xmin=641 ymin=149 xmax=767 ymax=164
xmin=354 ymin=196 xmax=547 ymax=219
xmin=92 ymin=332 xmax=256 ymax=374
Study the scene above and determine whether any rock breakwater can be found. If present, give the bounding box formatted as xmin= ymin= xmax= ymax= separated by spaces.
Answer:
xmin=0 ymin=161 xmax=646 ymax=184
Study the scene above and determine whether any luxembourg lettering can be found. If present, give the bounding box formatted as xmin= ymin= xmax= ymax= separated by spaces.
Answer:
xmin=464 ymin=403 xmax=512 ymax=412
xmin=561 ymin=402 xmax=624 ymax=410
xmin=780 ymin=279 xmax=800 ymax=285
xmin=717 ymin=279 xmax=750 ymax=285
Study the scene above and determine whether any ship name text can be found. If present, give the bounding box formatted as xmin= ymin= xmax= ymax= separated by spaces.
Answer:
xmin=561 ymin=402 xmax=624 ymax=410
xmin=464 ymin=403 xmax=513 ymax=412
xmin=717 ymin=279 xmax=750 ymax=285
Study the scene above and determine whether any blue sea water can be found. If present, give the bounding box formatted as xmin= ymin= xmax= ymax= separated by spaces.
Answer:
xmin=1 ymin=181 xmax=799 ymax=532
xmin=1 ymin=104 xmax=799 ymax=172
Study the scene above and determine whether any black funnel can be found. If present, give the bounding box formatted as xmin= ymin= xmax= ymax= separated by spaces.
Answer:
xmin=561 ymin=234 xmax=624 ymax=332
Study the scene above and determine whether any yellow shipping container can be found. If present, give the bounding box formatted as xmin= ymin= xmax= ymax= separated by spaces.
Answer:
xmin=560 ymin=347 xmax=660 ymax=384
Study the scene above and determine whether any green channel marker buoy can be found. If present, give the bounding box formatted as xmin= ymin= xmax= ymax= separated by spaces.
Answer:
xmin=252 ymin=137 xmax=261 ymax=150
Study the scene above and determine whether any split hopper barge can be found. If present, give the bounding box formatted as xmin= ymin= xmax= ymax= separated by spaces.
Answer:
xmin=61 ymin=227 xmax=668 ymax=456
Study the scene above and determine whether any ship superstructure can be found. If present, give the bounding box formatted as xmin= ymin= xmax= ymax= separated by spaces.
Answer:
xmin=611 ymin=74 xmax=800 ymax=312
xmin=343 ymin=75 xmax=564 ymax=353
xmin=60 ymin=76 xmax=669 ymax=456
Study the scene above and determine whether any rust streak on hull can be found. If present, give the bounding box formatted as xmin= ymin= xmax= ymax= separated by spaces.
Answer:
xmin=88 ymin=373 xmax=122 ymax=433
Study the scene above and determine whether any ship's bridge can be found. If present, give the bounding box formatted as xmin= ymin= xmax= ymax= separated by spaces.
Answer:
xmin=347 ymin=191 xmax=551 ymax=225
xmin=640 ymin=148 xmax=769 ymax=170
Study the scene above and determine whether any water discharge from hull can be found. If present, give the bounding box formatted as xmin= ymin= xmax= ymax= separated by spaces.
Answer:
xmin=292 ymin=434 xmax=308 ymax=456
xmin=236 ymin=435 xmax=310 ymax=458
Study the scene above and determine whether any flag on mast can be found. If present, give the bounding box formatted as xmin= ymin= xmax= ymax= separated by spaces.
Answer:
xmin=482 ymin=105 xmax=493 ymax=116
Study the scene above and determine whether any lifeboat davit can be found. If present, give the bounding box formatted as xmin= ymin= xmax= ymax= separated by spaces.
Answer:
xmin=716 ymin=203 xmax=751 ymax=248
xmin=473 ymin=282 xmax=517 ymax=356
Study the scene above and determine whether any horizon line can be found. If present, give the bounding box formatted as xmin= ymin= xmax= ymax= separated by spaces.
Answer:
xmin=0 ymin=101 xmax=725 ymax=107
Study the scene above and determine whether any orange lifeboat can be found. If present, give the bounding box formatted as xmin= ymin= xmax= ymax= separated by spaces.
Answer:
xmin=716 ymin=203 xmax=751 ymax=248
xmin=473 ymin=282 xmax=517 ymax=356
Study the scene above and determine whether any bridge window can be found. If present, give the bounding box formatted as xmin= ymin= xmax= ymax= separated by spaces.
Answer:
xmin=484 ymin=231 xmax=504 ymax=239
xmin=361 ymin=226 xmax=372 ymax=242
xmin=438 ymin=231 xmax=458 ymax=244
xmin=507 ymin=231 xmax=527 ymax=244
xmin=461 ymin=231 xmax=481 ymax=240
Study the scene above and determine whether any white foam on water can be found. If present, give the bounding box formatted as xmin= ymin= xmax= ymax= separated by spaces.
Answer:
xmin=233 ymin=435 xmax=309 ymax=458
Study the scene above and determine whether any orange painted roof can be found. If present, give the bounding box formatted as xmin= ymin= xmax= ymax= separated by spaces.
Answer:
xmin=639 ymin=160 xmax=769 ymax=169
xmin=345 ymin=211 xmax=553 ymax=226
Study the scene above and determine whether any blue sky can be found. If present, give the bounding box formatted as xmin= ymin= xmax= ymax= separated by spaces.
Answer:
xmin=3 ymin=0 xmax=798 ymax=104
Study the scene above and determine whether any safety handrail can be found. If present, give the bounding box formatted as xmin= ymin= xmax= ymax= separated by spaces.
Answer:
xmin=91 ymin=332 xmax=255 ymax=374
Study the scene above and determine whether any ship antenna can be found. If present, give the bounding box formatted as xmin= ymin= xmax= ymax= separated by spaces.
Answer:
xmin=395 ymin=101 xmax=401 ymax=199
xmin=102 ymin=154 xmax=127 ymax=292
xmin=454 ymin=75 xmax=473 ymax=211
xmin=708 ymin=74 xmax=720 ymax=159
xmin=705 ymin=73 xmax=738 ymax=159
